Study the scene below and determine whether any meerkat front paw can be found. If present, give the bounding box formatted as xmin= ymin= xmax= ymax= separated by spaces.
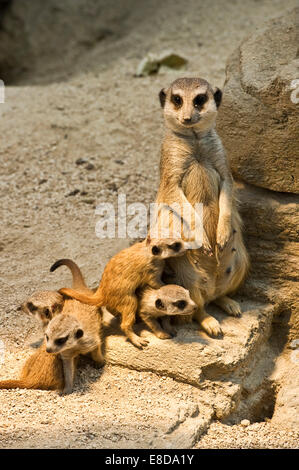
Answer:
xmin=200 ymin=316 xmax=223 ymax=338
xmin=219 ymin=297 xmax=242 ymax=317
xmin=60 ymin=387 xmax=73 ymax=395
xmin=201 ymin=233 xmax=214 ymax=257
xmin=155 ymin=331 xmax=172 ymax=340
xmin=216 ymin=221 xmax=232 ymax=252
xmin=129 ymin=334 xmax=149 ymax=349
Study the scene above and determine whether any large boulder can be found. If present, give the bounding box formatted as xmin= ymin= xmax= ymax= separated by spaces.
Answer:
xmin=236 ymin=182 xmax=299 ymax=318
xmin=217 ymin=8 xmax=299 ymax=193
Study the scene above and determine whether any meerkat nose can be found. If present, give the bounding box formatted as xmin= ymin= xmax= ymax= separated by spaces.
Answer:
xmin=46 ymin=347 xmax=53 ymax=353
xmin=183 ymin=117 xmax=192 ymax=124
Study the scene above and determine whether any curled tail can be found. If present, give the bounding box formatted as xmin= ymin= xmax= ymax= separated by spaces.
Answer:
xmin=0 ymin=379 xmax=35 ymax=390
xmin=59 ymin=287 xmax=103 ymax=306
xmin=50 ymin=259 xmax=90 ymax=291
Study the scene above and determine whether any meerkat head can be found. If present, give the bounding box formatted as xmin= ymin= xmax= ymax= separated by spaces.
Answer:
xmin=152 ymin=285 xmax=196 ymax=316
xmin=159 ymin=77 xmax=222 ymax=134
xmin=146 ymin=236 xmax=187 ymax=259
xmin=45 ymin=314 xmax=84 ymax=354
xmin=21 ymin=291 xmax=64 ymax=329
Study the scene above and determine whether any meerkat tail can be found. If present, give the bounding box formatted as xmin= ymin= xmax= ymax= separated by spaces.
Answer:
xmin=58 ymin=288 xmax=103 ymax=306
xmin=50 ymin=259 xmax=88 ymax=290
xmin=0 ymin=379 xmax=36 ymax=390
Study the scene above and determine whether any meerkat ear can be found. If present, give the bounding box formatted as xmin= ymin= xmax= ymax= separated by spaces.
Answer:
xmin=214 ymin=88 xmax=222 ymax=108
xmin=159 ymin=88 xmax=166 ymax=108
xmin=75 ymin=329 xmax=84 ymax=339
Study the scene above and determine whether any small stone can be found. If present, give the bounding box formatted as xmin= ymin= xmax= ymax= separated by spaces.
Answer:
xmin=85 ymin=163 xmax=95 ymax=171
xmin=66 ymin=189 xmax=80 ymax=197
xmin=75 ymin=158 xmax=87 ymax=165
xmin=241 ymin=419 xmax=250 ymax=427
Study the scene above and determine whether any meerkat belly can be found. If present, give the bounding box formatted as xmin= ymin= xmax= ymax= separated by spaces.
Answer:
xmin=182 ymin=161 xmax=220 ymax=245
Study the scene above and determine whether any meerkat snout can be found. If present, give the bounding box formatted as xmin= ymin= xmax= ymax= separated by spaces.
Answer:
xmin=45 ymin=315 xmax=84 ymax=354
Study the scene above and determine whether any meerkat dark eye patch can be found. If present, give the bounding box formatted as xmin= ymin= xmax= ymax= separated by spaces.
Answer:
xmin=175 ymin=300 xmax=187 ymax=310
xmin=55 ymin=335 xmax=69 ymax=346
xmin=155 ymin=299 xmax=164 ymax=310
xmin=27 ymin=302 xmax=38 ymax=312
xmin=75 ymin=329 xmax=84 ymax=339
xmin=159 ymin=89 xmax=166 ymax=107
xmin=43 ymin=308 xmax=51 ymax=319
xmin=169 ymin=242 xmax=182 ymax=252
xmin=171 ymin=94 xmax=183 ymax=107
xmin=53 ymin=303 xmax=62 ymax=314
xmin=152 ymin=246 xmax=161 ymax=256
xmin=214 ymin=88 xmax=222 ymax=108
xmin=193 ymin=93 xmax=208 ymax=108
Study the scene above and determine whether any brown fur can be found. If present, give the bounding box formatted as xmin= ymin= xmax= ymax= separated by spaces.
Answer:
xmin=155 ymin=77 xmax=250 ymax=337
xmin=0 ymin=343 xmax=64 ymax=391
xmin=56 ymin=237 xmax=187 ymax=348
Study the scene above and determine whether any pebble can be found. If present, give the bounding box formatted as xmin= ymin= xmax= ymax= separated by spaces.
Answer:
xmin=241 ymin=419 xmax=251 ymax=427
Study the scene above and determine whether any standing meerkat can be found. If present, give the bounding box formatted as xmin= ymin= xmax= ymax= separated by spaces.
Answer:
xmin=137 ymin=284 xmax=197 ymax=339
xmin=155 ymin=77 xmax=249 ymax=337
xmin=55 ymin=237 xmax=187 ymax=349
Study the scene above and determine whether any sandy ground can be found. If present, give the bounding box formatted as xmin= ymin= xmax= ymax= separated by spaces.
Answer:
xmin=0 ymin=0 xmax=298 ymax=449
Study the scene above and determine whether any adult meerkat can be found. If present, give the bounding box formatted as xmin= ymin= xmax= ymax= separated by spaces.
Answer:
xmin=44 ymin=298 xmax=104 ymax=394
xmin=55 ymin=237 xmax=187 ymax=349
xmin=138 ymin=284 xmax=196 ymax=339
xmin=0 ymin=344 xmax=64 ymax=391
xmin=21 ymin=259 xmax=90 ymax=330
xmin=155 ymin=77 xmax=249 ymax=337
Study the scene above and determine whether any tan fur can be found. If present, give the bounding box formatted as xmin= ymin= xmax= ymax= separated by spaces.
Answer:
xmin=56 ymin=237 xmax=187 ymax=349
xmin=138 ymin=284 xmax=196 ymax=339
xmin=22 ymin=259 xmax=90 ymax=331
xmin=45 ymin=298 xmax=104 ymax=394
xmin=155 ymin=77 xmax=250 ymax=337
xmin=0 ymin=343 xmax=64 ymax=391
xmin=21 ymin=291 xmax=64 ymax=330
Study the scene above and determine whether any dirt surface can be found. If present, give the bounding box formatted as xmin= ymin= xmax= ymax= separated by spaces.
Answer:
xmin=0 ymin=0 xmax=298 ymax=449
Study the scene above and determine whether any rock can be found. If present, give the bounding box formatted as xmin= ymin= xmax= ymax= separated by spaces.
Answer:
xmin=236 ymin=182 xmax=299 ymax=339
xmin=136 ymin=51 xmax=188 ymax=77
xmin=241 ymin=419 xmax=250 ymax=427
xmin=271 ymin=362 xmax=299 ymax=430
xmin=217 ymin=9 xmax=299 ymax=193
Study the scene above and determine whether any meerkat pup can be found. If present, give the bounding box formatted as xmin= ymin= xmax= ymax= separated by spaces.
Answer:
xmin=0 ymin=344 xmax=64 ymax=391
xmin=21 ymin=291 xmax=64 ymax=330
xmin=155 ymin=77 xmax=249 ymax=337
xmin=137 ymin=284 xmax=196 ymax=339
xmin=54 ymin=236 xmax=187 ymax=349
xmin=21 ymin=259 xmax=90 ymax=330
xmin=44 ymin=299 xmax=104 ymax=394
